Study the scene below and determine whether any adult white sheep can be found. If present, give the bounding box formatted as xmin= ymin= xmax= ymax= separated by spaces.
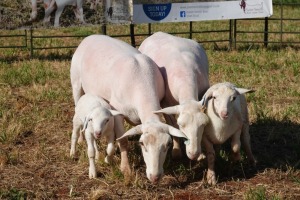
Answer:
xmin=200 ymin=82 xmax=256 ymax=185
xmin=70 ymin=93 xmax=122 ymax=178
xmin=71 ymin=35 xmax=187 ymax=184
xmin=138 ymin=32 xmax=210 ymax=161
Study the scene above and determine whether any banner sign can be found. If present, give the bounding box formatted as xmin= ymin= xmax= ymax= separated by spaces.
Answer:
xmin=0 ymin=0 xmax=272 ymax=29
xmin=132 ymin=0 xmax=273 ymax=24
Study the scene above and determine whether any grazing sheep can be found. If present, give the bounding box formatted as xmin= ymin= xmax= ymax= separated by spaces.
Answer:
xmin=70 ymin=93 xmax=122 ymax=178
xmin=71 ymin=35 xmax=187 ymax=184
xmin=200 ymin=82 xmax=256 ymax=185
xmin=138 ymin=32 xmax=210 ymax=161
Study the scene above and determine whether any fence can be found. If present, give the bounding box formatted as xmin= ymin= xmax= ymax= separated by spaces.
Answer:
xmin=0 ymin=3 xmax=299 ymax=58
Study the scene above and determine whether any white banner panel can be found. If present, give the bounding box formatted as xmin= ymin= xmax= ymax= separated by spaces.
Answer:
xmin=133 ymin=0 xmax=273 ymax=24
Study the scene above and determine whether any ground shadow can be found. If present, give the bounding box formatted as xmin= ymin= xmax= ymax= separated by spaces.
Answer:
xmin=160 ymin=118 xmax=300 ymax=187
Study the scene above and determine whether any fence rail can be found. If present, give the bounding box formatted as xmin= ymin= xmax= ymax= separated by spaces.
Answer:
xmin=0 ymin=3 xmax=299 ymax=57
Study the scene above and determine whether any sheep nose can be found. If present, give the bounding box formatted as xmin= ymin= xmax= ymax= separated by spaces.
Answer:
xmin=188 ymin=151 xmax=200 ymax=160
xmin=220 ymin=111 xmax=229 ymax=119
xmin=94 ymin=131 xmax=102 ymax=139
xmin=150 ymin=173 xmax=161 ymax=184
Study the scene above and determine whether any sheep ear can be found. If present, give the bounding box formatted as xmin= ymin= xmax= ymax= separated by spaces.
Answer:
xmin=153 ymin=105 xmax=180 ymax=115
xmin=165 ymin=125 xmax=188 ymax=139
xmin=236 ymin=88 xmax=255 ymax=95
xmin=110 ymin=109 xmax=123 ymax=116
xmin=82 ymin=116 xmax=92 ymax=132
xmin=116 ymin=125 xmax=142 ymax=141
xmin=201 ymin=89 xmax=213 ymax=108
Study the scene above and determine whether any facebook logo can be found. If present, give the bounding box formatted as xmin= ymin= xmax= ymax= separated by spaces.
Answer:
xmin=180 ymin=11 xmax=186 ymax=18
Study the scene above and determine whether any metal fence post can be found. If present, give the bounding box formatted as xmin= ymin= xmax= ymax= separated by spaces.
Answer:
xmin=102 ymin=24 xmax=107 ymax=35
xmin=130 ymin=23 xmax=136 ymax=47
xmin=229 ymin=19 xmax=232 ymax=50
xmin=30 ymin=28 xmax=33 ymax=58
xmin=189 ymin=21 xmax=192 ymax=39
xmin=233 ymin=19 xmax=237 ymax=50
xmin=280 ymin=0 xmax=283 ymax=46
xmin=148 ymin=23 xmax=152 ymax=36
xmin=264 ymin=17 xmax=269 ymax=48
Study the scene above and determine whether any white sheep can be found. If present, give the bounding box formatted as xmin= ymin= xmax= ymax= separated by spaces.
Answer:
xmin=138 ymin=32 xmax=210 ymax=161
xmin=71 ymin=35 xmax=187 ymax=184
xmin=200 ymin=82 xmax=256 ymax=185
xmin=70 ymin=93 xmax=122 ymax=179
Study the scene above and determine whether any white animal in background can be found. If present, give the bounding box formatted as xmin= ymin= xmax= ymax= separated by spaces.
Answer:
xmin=70 ymin=93 xmax=122 ymax=178
xmin=30 ymin=0 xmax=85 ymax=26
xmin=43 ymin=0 xmax=85 ymax=27
xmin=138 ymin=32 xmax=210 ymax=161
xmin=200 ymin=82 xmax=256 ymax=185
xmin=30 ymin=0 xmax=52 ymax=21
xmin=71 ymin=35 xmax=187 ymax=184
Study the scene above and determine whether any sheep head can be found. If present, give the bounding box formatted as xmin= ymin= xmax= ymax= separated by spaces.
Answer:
xmin=154 ymin=102 xmax=209 ymax=160
xmin=117 ymin=121 xmax=187 ymax=184
xmin=201 ymin=82 xmax=254 ymax=120
xmin=82 ymin=107 xmax=122 ymax=139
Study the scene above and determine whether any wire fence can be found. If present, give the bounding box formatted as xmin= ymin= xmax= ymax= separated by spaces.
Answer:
xmin=0 ymin=3 xmax=299 ymax=58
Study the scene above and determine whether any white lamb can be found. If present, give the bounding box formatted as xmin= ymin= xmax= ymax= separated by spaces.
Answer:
xmin=70 ymin=93 xmax=122 ymax=179
xmin=200 ymin=82 xmax=256 ymax=185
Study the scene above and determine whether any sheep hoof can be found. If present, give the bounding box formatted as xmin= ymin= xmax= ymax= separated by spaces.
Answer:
xmin=89 ymin=170 xmax=97 ymax=179
xmin=104 ymin=156 xmax=112 ymax=164
xmin=206 ymin=171 xmax=216 ymax=185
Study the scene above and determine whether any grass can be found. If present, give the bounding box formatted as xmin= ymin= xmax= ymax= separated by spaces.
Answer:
xmin=0 ymin=3 xmax=300 ymax=200
xmin=0 ymin=43 xmax=299 ymax=199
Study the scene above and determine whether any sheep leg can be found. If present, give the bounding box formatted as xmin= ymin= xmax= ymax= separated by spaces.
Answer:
xmin=85 ymin=129 xmax=97 ymax=178
xmin=44 ymin=1 xmax=56 ymax=24
xmin=241 ymin=123 xmax=256 ymax=166
xmin=202 ymin=136 xmax=216 ymax=185
xmin=75 ymin=0 xmax=85 ymax=23
xmin=30 ymin=0 xmax=38 ymax=20
xmin=114 ymin=115 xmax=131 ymax=177
xmin=54 ymin=6 xmax=64 ymax=27
xmin=94 ymin=140 xmax=99 ymax=161
xmin=70 ymin=116 xmax=81 ymax=158
xmin=231 ymin=130 xmax=242 ymax=162
xmin=105 ymin=132 xmax=115 ymax=164
xmin=163 ymin=113 xmax=182 ymax=159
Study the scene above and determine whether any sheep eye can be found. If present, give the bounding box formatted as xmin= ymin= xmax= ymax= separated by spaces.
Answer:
xmin=212 ymin=96 xmax=216 ymax=99
xmin=232 ymin=96 xmax=236 ymax=101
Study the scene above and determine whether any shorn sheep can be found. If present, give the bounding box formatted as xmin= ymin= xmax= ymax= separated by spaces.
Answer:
xmin=71 ymin=35 xmax=187 ymax=184
xmin=70 ymin=94 xmax=122 ymax=178
xmin=200 ymin=82 xmax=256 ymax=185
xmin=138 ymin=32 xmax=210 ymax=161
